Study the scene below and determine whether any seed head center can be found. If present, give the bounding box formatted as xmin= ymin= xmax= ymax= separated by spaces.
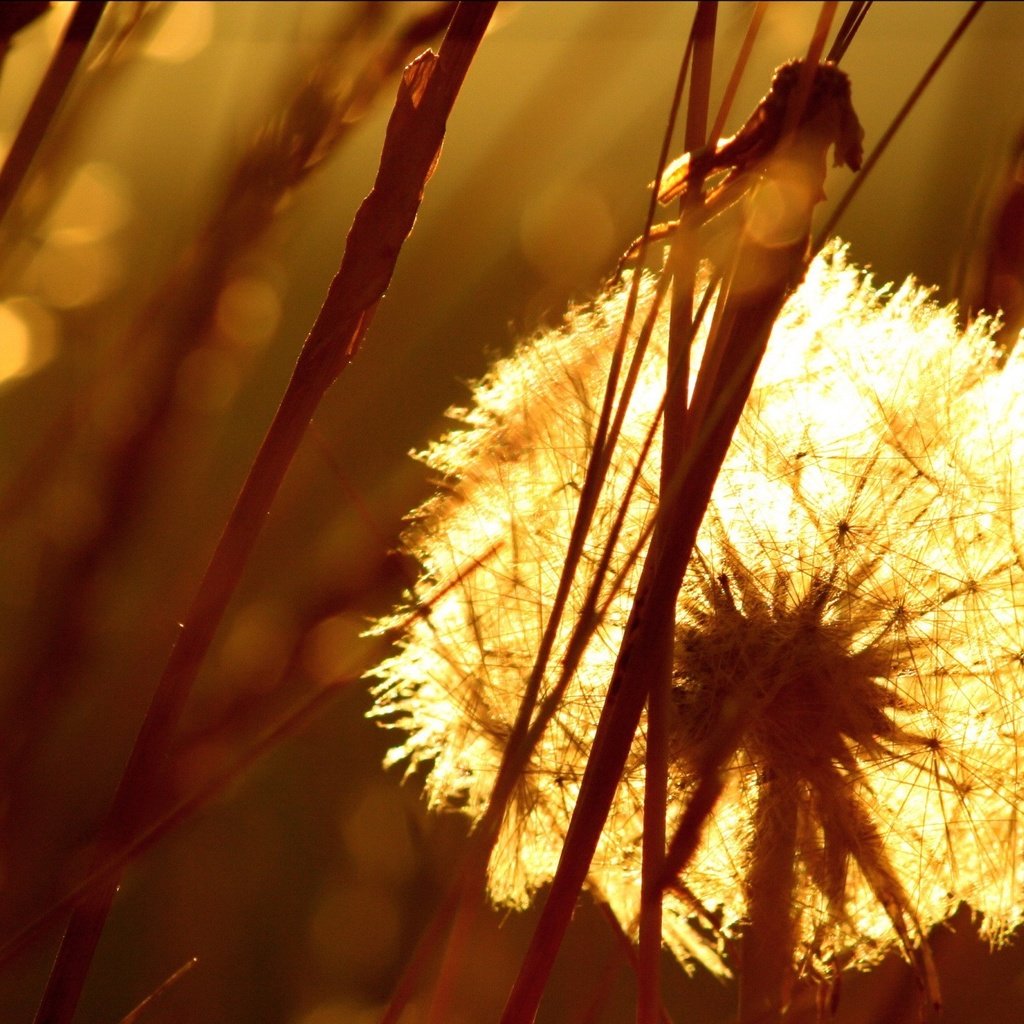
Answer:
xmin=674 ymin=569 xmax=900 ymax=780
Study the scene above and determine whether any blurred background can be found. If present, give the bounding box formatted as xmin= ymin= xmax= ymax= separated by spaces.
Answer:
xmin=1 ymin=3 xmax=1024 ymax=1022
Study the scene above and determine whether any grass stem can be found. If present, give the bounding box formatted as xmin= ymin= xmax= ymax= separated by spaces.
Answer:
xmin=29 ymin=7 xmax=494 ymax=1020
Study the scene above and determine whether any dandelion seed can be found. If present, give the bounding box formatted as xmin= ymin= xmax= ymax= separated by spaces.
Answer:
xmin=370 ymin=244 xmax=1024 ymax=992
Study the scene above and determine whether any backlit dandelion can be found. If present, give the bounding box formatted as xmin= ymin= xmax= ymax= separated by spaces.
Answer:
xmin=371 ymin=240 xmax=1024 ymax=1002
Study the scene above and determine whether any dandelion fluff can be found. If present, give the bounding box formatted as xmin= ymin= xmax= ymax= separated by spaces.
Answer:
xmin=371 ymin=243 xmax=1024 ymax=981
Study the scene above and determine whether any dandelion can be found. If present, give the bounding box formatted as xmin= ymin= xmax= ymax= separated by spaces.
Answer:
xmin=371 ymin=238 xmax=1024 ymax=1006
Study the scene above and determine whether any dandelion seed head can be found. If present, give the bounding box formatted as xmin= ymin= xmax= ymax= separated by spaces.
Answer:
xmin=371 ymin=243 xmax=1024 ymax=980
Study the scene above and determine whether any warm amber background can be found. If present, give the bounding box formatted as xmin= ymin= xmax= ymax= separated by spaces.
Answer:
xmin=2 ymin=3 xmax=1024 ymax=1022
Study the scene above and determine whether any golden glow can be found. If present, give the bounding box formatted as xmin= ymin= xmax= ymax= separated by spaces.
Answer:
xmin=143 ymin=1 xmax=214 ymax=64
xmin=26 ymin=164 xmax=132 ymax=309
xmin=371 ymin=243 xmax=1024 ymax=981
xmin=42 ymin=3 xmax=75 ymax=47
xmin=214 ymin=275 xmax=282 ymax=348
xmin=303 ymin=613 xmax=370 ymax=688
xmin=0 ymin=304 xmax=33 ymax=382
xmin=29 ymin=241 xmax=124 ymax=310
xmin=0 ymin=298 xmax=57 ymax=385
xmin=46 ymin=162 xmax=132 ymax=246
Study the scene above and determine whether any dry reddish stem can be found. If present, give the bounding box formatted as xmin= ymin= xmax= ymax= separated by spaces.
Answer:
xmin=115 ymin=957 xmax=198 ymax=1024
xmin=0 ymin=675 xmax=358 ymax=977
xmin=637 ymin=7 xmax=718 ymax=1023
xmin=500 ymin=27 xmax=866 ymax=1024
xmin=500 ymin=166 xmax=812 ymax=1024
xmin=0 ymin=1 xmax=107 ymax=227
xmin=30 ymin=5 xmax=495 ymax=1022
xmin=814 ymin=0 xmax=984 ymax=249
xmin=1 ymin=1 xmax=459 ymax=803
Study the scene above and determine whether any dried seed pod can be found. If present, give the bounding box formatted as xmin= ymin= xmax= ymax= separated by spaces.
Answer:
xmin=658 ymin=59 xmax=864 ymax=205
xmin=371 ymin=244 xmax=1024 ymax=991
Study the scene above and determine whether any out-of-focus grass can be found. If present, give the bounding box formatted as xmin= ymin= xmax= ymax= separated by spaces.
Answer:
xmin=1 ymin=4 xmax=1023 ymax=1023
